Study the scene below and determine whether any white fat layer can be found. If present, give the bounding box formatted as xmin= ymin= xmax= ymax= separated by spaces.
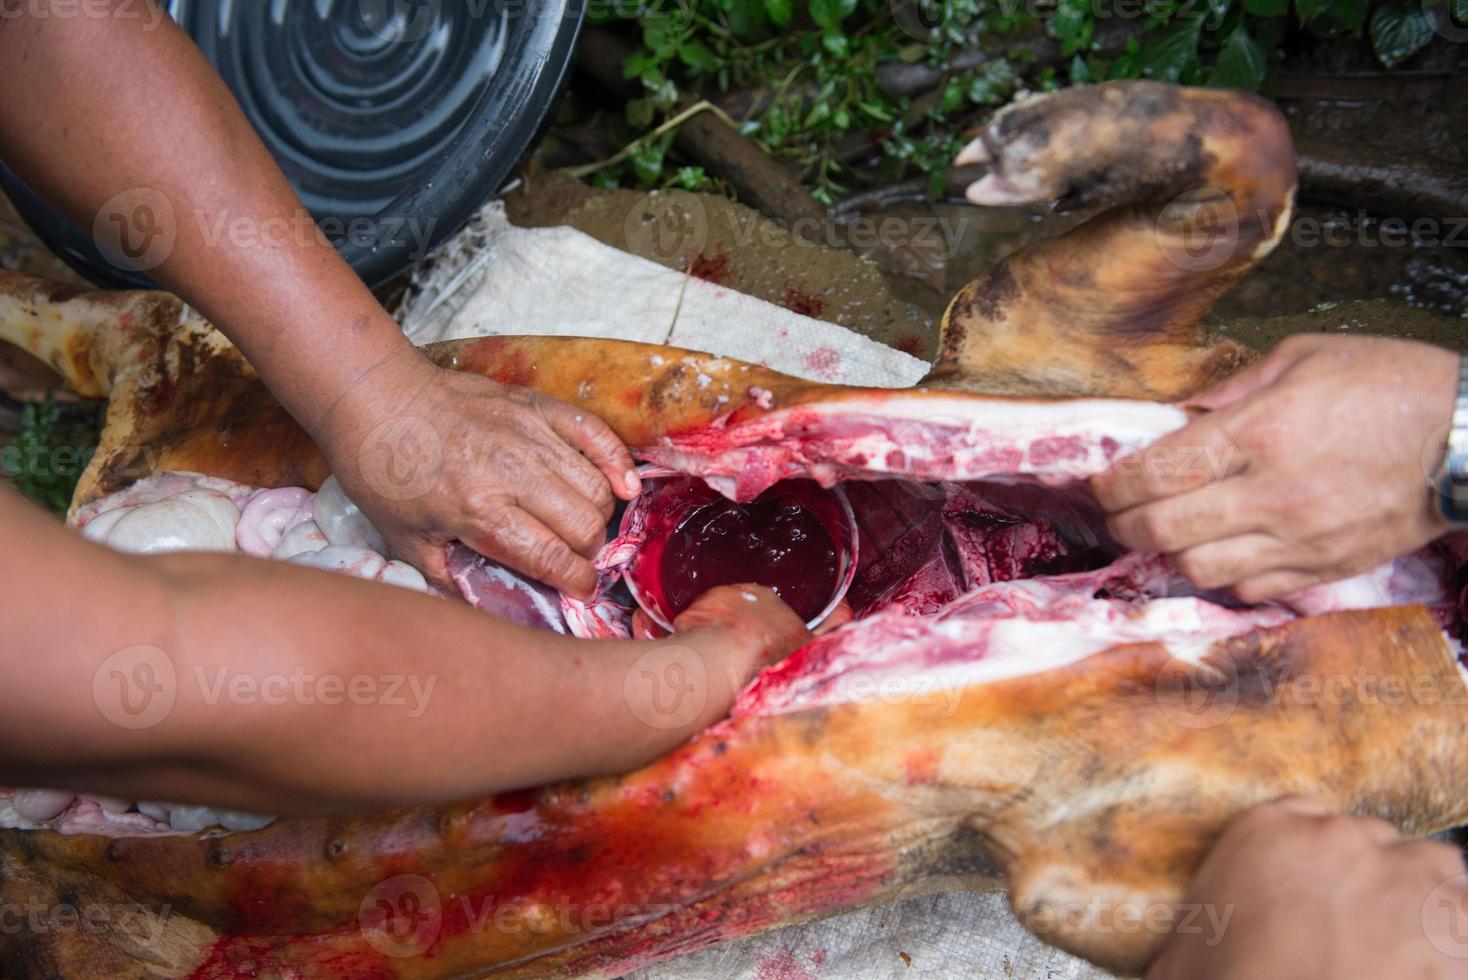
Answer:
xmin=649 ymin=398 xmax=1191 ymax=501
xmin=792 ymin=396 xmax=1188 ymax=440
xmin=737 ymin=594 xmax=1291 ymax=720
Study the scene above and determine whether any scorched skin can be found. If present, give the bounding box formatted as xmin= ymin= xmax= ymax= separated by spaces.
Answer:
xmin=1 ymin=81 xmax=1466 ymax=980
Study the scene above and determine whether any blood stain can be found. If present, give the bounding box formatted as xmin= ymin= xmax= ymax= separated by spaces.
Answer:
xmin=781 ymin=286 xmax=824 ymax=317
xmin=688 ymin=250 xmax=730 ymax=284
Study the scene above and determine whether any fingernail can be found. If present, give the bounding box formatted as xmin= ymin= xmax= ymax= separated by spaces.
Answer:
xmin=624 ymin=469 xmax=643 ymax=495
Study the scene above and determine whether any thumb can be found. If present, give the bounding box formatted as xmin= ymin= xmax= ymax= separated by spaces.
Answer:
xmin=1187 ymin=341 xmax=1307 ymax=411
xmin=394 ymin=536 xmax=455 ymax=596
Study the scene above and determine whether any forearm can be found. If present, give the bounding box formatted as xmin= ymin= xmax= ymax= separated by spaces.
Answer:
xmin=1 ymin=496 xmax=742 ymax=814
xmin=146 ymin=554 xmax=743 ymax=812
xmin=0 ymin=2 xmax=419 ymax=435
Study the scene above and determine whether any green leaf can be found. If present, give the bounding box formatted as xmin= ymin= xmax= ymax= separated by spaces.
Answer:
xmin=967 ymin=58 xmax=1017 ymax=104
xmin=626 ymin=97 xmax=655 ymax=129
xmin=1109 ymin=35 xmax=1145 ymax=78
xmin=941 ymin=76 xmax=967 ymax=113
xmin=1369 ymin=0 xmax=1437 ymax=66
xmin=630 ymin=140 xmax=665 ymax=185
xmin=857 ymin=99 xmax=894 ymax=122
xmin=1243 ymin=0 xmax=1288 ymax=16
xmin=1295 ymin=0 xmax=1366 ymax=33
xmin=1139 ymin=16 xmax=1203 ymax=81
xmin=764 ymin=0 xmax=794 ymax=26
xmin=622 ymin=51 xmax=650 ymax=80
xmin=821 ymin=31 xmax=850 ymax=56
xmin=656 ymin=78 xmax=681 ymax=107
xmin=927 ymin=168 xmax=949 ymax=199
xmin=1208 ymin=26 xmax=1268 ymax=89
xmin=803 ymin=99 xmax=832 ymax=127
xmin=1048 ymin=0 xmax=1093 ymax=54
xmin=1069 ymin=53 xmax=1093 ymax=84
xmin=673 ymin=165 xmax=709 ymax=190
xmin=809 ymin=0 xmax=857 ymax=31
xmin=642 ymin=22 xmax=676 ymax=57
xmin=1293 ymin=0 xmax=1330 ymax=21
xmin=636 ymin=61 xmax=665 ymax=90
xmin=725 ymin=0 xmax=760 ymax=36
xmin=677 ymin=39 xmax=721 ymax=71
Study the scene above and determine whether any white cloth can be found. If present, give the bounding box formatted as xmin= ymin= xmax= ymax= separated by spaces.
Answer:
xmin=634 ymin=892 xmax=1104 ymax=980
xmin=400 ymin=204 xmax=929 ymax=388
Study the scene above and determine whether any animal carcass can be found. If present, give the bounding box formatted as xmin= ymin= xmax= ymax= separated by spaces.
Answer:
xmin=1 ymin=81 xmax=1465 ymax=979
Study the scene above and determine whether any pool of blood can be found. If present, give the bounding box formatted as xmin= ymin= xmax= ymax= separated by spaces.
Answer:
xmin=645 ymin=485 xmax=840 ymax=622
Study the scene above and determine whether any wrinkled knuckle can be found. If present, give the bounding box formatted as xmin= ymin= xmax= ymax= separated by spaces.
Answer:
xmin=486 ymin=443 xmax=530 ymax=477
xmin=1175 ymin=552 xmax=1223 ymax=590
xmin=528 ymin=536 xmax=579 ymax=578
xmin=1235 ymin=411 xmax=1286 ymax=456
xmin=474 ymin=500 xmax=517 ymax=540
xmin=1137 ymin=461 xmax=1178 ymax=498
xmin=1314 ymin=532 xmax=1355 ymax=567
xmin=1137 ymin=509 xmax=1180 ymax=551
xmin=569 ymin=508 xmax=608 ymax=552
xmin=586 ymin=477 xmax=617 ymax=514
xmin=1232 ymin=578 xmax=1275 ymax=605
xmin=1268 ymin=478 xmax=1316 ymax=518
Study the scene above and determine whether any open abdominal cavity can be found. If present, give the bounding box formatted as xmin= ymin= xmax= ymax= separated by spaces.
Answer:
xmin=11 ymin=396 xmax=1468 ymax=838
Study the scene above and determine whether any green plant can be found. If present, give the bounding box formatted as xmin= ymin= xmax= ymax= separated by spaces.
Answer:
xmin=2 ymin=396 xmax=103 ymax=514
xmin=589 ymin=0 xmax=1457 ymax=202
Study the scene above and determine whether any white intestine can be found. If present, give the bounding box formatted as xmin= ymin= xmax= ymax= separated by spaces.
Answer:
xmin=74 ymin=472 xmax=429 ymax=594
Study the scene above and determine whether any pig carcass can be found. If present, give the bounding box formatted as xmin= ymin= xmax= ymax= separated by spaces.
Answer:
xmin=1 ymin=81 xmax=1466 ymax=980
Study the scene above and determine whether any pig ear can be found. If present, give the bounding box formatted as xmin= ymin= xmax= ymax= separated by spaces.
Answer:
xmin=929 ymin=81 xmax=1295 ymax=403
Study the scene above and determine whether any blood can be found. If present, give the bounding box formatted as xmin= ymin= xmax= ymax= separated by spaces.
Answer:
xmin=688 ymin=249 xmax=731 ymax=284
xmin=800 ymin=345 xmax=841 ymax=379
xmin=635 ymin=480 xmax=842 ymax=623
xmin=781 ymin=286 xmax=824 ymax=317
xmin=895 ymin=334 xmax=925 ymax=356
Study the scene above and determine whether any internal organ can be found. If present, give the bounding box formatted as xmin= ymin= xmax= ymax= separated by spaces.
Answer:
xmin=636 ymin=478 xmax=844 ymax=623
xmin=73 ymin=473 xmax=428 ymax=593
xmin=843 ymin=480 xmax=1110 ymax=617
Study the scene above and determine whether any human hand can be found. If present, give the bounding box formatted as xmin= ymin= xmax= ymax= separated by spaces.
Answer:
xmin=1148 ymin=797 xmax=1468 ymax=979
xmin=1093 ymin=334 xmax=1459 ymax=602
xmin=671 ymin=584 xmax=814 ymax=691
xmin=633 ymin=595 xmax=852 ymax=641
xmin=320 ymin=356 xmax=640 ymax=598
